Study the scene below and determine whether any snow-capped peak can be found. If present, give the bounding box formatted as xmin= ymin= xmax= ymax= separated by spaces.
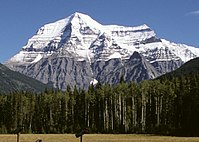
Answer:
xmin=69 ymin=12 xmax=103 ymax=35
xmin=6 ymin=12 xmax=199 ymax=66
xmin=70 ymin=12 xmax=102 ymax=28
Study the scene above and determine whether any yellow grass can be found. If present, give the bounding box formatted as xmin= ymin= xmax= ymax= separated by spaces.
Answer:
xmin=0 ymin=134 xmax=199 ymax=142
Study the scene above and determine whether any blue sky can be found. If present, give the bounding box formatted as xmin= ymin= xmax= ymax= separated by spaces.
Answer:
xmin=0 ymin=0 xmax=199 ymax=63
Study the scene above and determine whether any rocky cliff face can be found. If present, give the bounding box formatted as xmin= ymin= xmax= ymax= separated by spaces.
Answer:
xmin=16 ymin=56 xmax=94 ymax=90
xmin=9 ymin=51 xmax=158 ymax=90
xmin=5 ymin=12 xmax=199 ymax=90
xmin=92 ymin=52 xmax=159 ymax=85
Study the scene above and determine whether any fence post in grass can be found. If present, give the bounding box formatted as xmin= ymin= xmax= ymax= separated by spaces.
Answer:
xmin=80 ymin=135 xmax=83 ymax=142
xmin=13 ymin=126 xmax=23 ymax=142
xmin=75 ymin=128 xmax=89 ymax=142
xmin=17 ymin=133 xmax=20 ymax=142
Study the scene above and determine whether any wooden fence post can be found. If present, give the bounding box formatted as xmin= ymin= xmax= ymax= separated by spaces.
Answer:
xmin=17 ymin=133 xmax=20 ymax=142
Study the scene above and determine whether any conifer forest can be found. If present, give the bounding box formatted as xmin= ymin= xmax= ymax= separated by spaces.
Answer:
xmin=0 ymin=74 xmax=199 ymax=136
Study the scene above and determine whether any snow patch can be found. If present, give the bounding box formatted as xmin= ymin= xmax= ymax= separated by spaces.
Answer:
xmin=31 ymin=54 xmax=42 ymax=63
xmin=107 ymin=52 xmax=122 ymax=60
xmin=90 ymin=79 xmax=98 ymax=85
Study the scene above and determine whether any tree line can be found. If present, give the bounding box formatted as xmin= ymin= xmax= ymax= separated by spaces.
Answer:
xmin=0 ymin=74 xmax=199 ymax=136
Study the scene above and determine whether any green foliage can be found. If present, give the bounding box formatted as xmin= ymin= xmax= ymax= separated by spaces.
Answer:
xmin=1 ymin=73 xmax=199 ymax=136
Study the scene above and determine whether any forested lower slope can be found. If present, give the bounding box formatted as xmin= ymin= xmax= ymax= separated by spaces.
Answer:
xmin=0 ymin=63 xmax=48 ymax=93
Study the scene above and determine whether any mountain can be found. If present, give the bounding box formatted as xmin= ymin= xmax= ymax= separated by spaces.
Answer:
xmin=0 ymin=63 xmax=48 ymax=93
xmin=5 ymin=12 xmax=199 ymax=90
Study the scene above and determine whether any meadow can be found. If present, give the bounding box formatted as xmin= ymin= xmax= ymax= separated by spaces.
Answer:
xmin=0 ymin=134 xmax=199 ymax=142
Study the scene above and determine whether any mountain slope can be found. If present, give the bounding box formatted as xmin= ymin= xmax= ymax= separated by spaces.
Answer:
xmin=5 ymin=12 xmax=199 ymax=90
xmin=159 ymin=57 xmax=199 ymax=79
xmin=0 ymin=63 xmax=48 ymax=93
xmin=18 ymin=55 xmax=94 ymax=90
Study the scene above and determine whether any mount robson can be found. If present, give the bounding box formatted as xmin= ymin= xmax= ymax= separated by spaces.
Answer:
xmin=5 ymin=12 xmax=199 ymax=90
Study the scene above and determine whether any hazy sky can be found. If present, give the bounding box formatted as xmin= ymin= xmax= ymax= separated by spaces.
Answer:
xmin=0 ymin=0 xmax=199 ymax=63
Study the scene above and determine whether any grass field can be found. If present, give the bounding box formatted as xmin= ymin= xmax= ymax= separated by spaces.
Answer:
xmin=0 ymin=134 xmax=199 ymax=142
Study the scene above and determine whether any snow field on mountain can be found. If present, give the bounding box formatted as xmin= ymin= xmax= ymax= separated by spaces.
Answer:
xmin=7 ymin=12 xmax=199 ymax=65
